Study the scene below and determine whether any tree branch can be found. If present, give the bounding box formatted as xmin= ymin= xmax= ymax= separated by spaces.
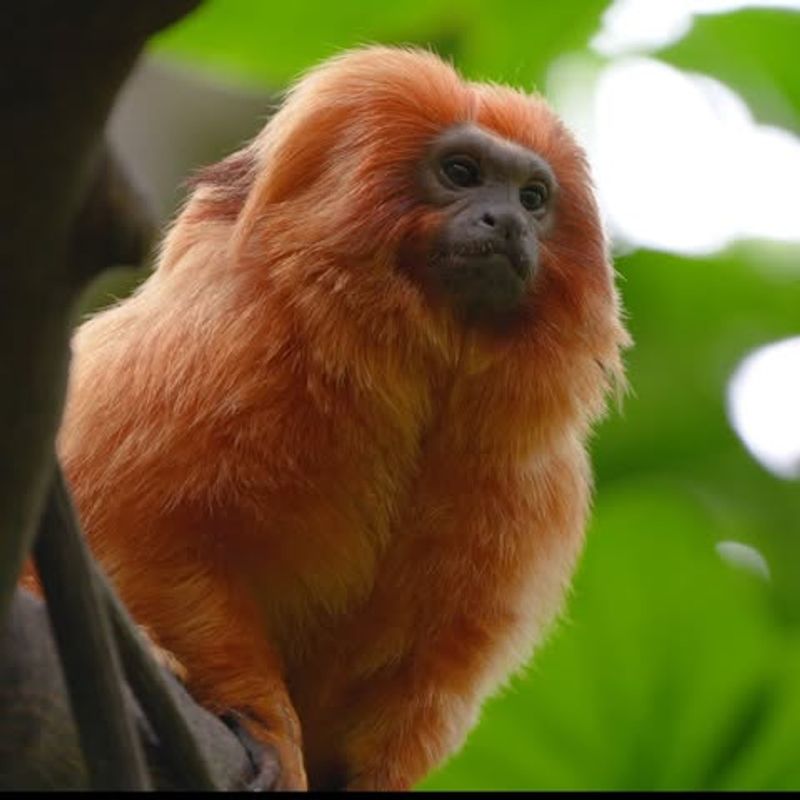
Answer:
xmin=0 ymin=0 xmax=201 ymax=653
xmin=0 ymin=589 xmax=272 ymax=790
xmin=34 ymin=465 xmax=152 ymax=790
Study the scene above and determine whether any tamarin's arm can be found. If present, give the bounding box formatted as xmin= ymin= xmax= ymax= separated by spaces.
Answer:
xmin=106 ymin=547 xmax=307 ymax=790
xmin=339 ymin=448 xmax=588 ymax=790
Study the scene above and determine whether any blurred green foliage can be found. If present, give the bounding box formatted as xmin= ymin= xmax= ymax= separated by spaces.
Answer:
xmin=145 ymin=1 xmax=800 ymax=790
xmin=152 ymin=0 xmax=607 ymax=89
xmin=660 ymin=9 xmax=800 ymax=130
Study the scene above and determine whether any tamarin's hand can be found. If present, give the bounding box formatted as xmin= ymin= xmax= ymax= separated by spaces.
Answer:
xmin=57 ymin=46 xmax=628 ymax=790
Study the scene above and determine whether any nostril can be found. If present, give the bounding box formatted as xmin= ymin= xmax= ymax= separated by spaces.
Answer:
xmin=481 ymin=212 xmax=495 ymax=228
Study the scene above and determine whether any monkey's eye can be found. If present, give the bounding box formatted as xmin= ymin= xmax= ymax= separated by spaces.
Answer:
xmin=442 ymin=156 xmax=481 ymax=188
xmin=520 ymin=182 xmax=549 ymax=213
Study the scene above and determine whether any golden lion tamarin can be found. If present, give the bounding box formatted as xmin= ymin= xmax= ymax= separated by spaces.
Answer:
xmin=54 ymin=47 xmax=627 ymax=790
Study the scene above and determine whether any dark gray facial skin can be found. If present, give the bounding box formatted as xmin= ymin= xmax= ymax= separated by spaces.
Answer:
xmin=418 ymin=124 xmax=558 ymax=327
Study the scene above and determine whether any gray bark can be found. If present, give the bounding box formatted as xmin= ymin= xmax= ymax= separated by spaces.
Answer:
xmin=0 ymin=589 xmax=271 ymax=790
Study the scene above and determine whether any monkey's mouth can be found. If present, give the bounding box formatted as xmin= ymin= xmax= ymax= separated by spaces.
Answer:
xmin=430 ymin=240 xmax=532 ymax=322
xmin=444 ymin=239 xmax=532 ymax=280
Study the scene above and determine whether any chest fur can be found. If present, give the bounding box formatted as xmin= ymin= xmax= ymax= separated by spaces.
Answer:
xmin=242 ymin=358 xmax=556 ymax=655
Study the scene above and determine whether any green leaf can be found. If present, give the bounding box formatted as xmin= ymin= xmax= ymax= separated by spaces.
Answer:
xmin=658 ymin=9 xmax=800 ymax=131
xmin=151 ymin=0 xmax=608 ymax=90
xmin=150 ymin=0 xmax=447 ymax=87
xmin=596 ymin=247 xmax=800 ymax=481
xmin=421 ymin=482 xmax=800 ymax=790
xmin=592 ymin=246 xmax=800 ymax=624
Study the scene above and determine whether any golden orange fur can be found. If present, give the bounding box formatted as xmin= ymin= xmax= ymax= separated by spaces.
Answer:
xmin=53 ymin=47 xmax=627 ymax=789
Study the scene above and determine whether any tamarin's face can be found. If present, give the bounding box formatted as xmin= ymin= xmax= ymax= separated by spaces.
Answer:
xmin=416 ymin=124 xmax=557 ymax=327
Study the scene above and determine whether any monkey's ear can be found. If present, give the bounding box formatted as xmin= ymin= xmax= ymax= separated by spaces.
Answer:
xmin=187 ymin=147 xmax=257 ymax=223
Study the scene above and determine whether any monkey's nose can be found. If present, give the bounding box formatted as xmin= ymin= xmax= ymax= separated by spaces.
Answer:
xmin=478 ymin=209 xmax=524 ymax=241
